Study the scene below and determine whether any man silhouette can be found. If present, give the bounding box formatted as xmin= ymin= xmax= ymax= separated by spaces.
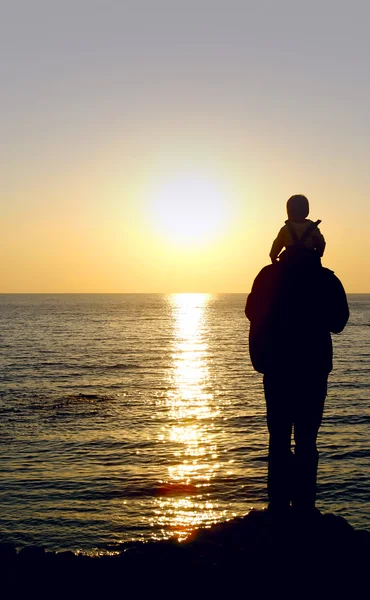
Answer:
xmin=245 ymin=260 xmax=349 ymax=515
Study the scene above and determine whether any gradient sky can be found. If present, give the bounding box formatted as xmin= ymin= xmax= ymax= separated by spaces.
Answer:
xmin=1 ymin=0 xmax=369 ymax=292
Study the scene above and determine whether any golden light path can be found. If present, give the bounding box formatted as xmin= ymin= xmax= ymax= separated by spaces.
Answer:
xmin=154 ymin=293 xmax=229 ymax=540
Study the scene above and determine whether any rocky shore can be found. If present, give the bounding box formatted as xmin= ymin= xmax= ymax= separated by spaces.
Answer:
xmin=2 ymin=509 xmax=369 ymax=595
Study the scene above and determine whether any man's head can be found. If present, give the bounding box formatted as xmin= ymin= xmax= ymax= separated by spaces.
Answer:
xmin=286 ymin=194 xmax=309 ymax=221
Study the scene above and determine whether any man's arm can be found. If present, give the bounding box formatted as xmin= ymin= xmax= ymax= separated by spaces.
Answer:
xmin=245 ymin=267 xmax=267 ymax=320
xmin=245 ymin=265 xmax=279 ymax=321
xmin=324 ymin=271 xmax=349 ymax=333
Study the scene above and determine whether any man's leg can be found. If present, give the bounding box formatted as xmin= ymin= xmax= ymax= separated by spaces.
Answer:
xmin=263 ymin=373 xmax=294 ymax=508
xmin=292 ymin=374 xmax=327 ymax=512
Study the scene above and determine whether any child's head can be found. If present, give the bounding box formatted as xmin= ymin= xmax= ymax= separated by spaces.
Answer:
xmin=286 ymin=194 xmax=309 ymax=220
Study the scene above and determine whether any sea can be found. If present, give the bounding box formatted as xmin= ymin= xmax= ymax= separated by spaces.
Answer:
xmin=0 ymin=293 xmax=369 ymax=554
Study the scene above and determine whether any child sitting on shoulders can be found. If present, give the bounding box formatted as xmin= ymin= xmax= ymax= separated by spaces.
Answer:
xmin=270 ymin=194 xmax=326 ymax=264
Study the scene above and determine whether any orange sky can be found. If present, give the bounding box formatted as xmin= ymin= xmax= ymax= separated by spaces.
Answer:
xmin=1 ymin=1 xmax=369 ymax=293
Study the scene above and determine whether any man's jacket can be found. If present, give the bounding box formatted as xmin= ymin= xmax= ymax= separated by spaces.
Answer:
xmin=245 ymin=263 xmax=349 ymax=375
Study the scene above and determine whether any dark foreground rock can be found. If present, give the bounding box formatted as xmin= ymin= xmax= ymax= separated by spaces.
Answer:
xmin=1 ymin=510 xmax=369 ymax=596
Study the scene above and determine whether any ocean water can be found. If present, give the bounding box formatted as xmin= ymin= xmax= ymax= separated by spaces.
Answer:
xmin=0 ymin=293 xmax=369 ymax=553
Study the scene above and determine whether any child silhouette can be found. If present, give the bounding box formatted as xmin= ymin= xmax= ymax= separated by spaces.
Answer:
xmin=270 ymin=195 xmax=326 ymax=264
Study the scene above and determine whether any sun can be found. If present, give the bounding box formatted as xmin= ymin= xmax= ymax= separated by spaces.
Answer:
xmin=150 ymin=174 xmax=229 ymax=245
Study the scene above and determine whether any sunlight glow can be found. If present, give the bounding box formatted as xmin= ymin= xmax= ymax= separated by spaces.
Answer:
xmin=150 ymin=175 xmax=229 ymax=245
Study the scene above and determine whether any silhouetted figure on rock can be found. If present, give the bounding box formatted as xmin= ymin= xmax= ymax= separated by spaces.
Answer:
xmin=245 ymin=238 xmax=349 ymax=516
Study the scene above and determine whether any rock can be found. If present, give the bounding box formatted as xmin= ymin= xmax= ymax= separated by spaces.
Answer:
xmin=55 ymin=551 xmax=76 ymax=561
xmin=0 ymin=543 xmax=17 ymax=560
xmin=18 ymin=546 xmax=46 ymax=560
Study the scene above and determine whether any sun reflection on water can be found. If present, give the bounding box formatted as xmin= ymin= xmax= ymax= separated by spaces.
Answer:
xmin=153 ymin=293 xmax=226 ymax=540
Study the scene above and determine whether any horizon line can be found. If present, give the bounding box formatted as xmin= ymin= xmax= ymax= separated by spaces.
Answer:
xmin=0 ymin=291 xmax=368 ymax=295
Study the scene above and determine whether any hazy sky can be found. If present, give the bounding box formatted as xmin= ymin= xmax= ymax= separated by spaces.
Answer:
xmin=1 ymin=0 xmax=369 ymax=292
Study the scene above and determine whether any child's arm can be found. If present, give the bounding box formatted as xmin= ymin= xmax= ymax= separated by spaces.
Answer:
xmin=313 ymin=227 xmax=326 ymax=257
xmin=269 ymin=227 xmax=285 ymax=262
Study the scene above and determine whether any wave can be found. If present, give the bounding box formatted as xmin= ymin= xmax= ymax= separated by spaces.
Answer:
xmin=325 ymin=449 xmax=370 ymax=461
